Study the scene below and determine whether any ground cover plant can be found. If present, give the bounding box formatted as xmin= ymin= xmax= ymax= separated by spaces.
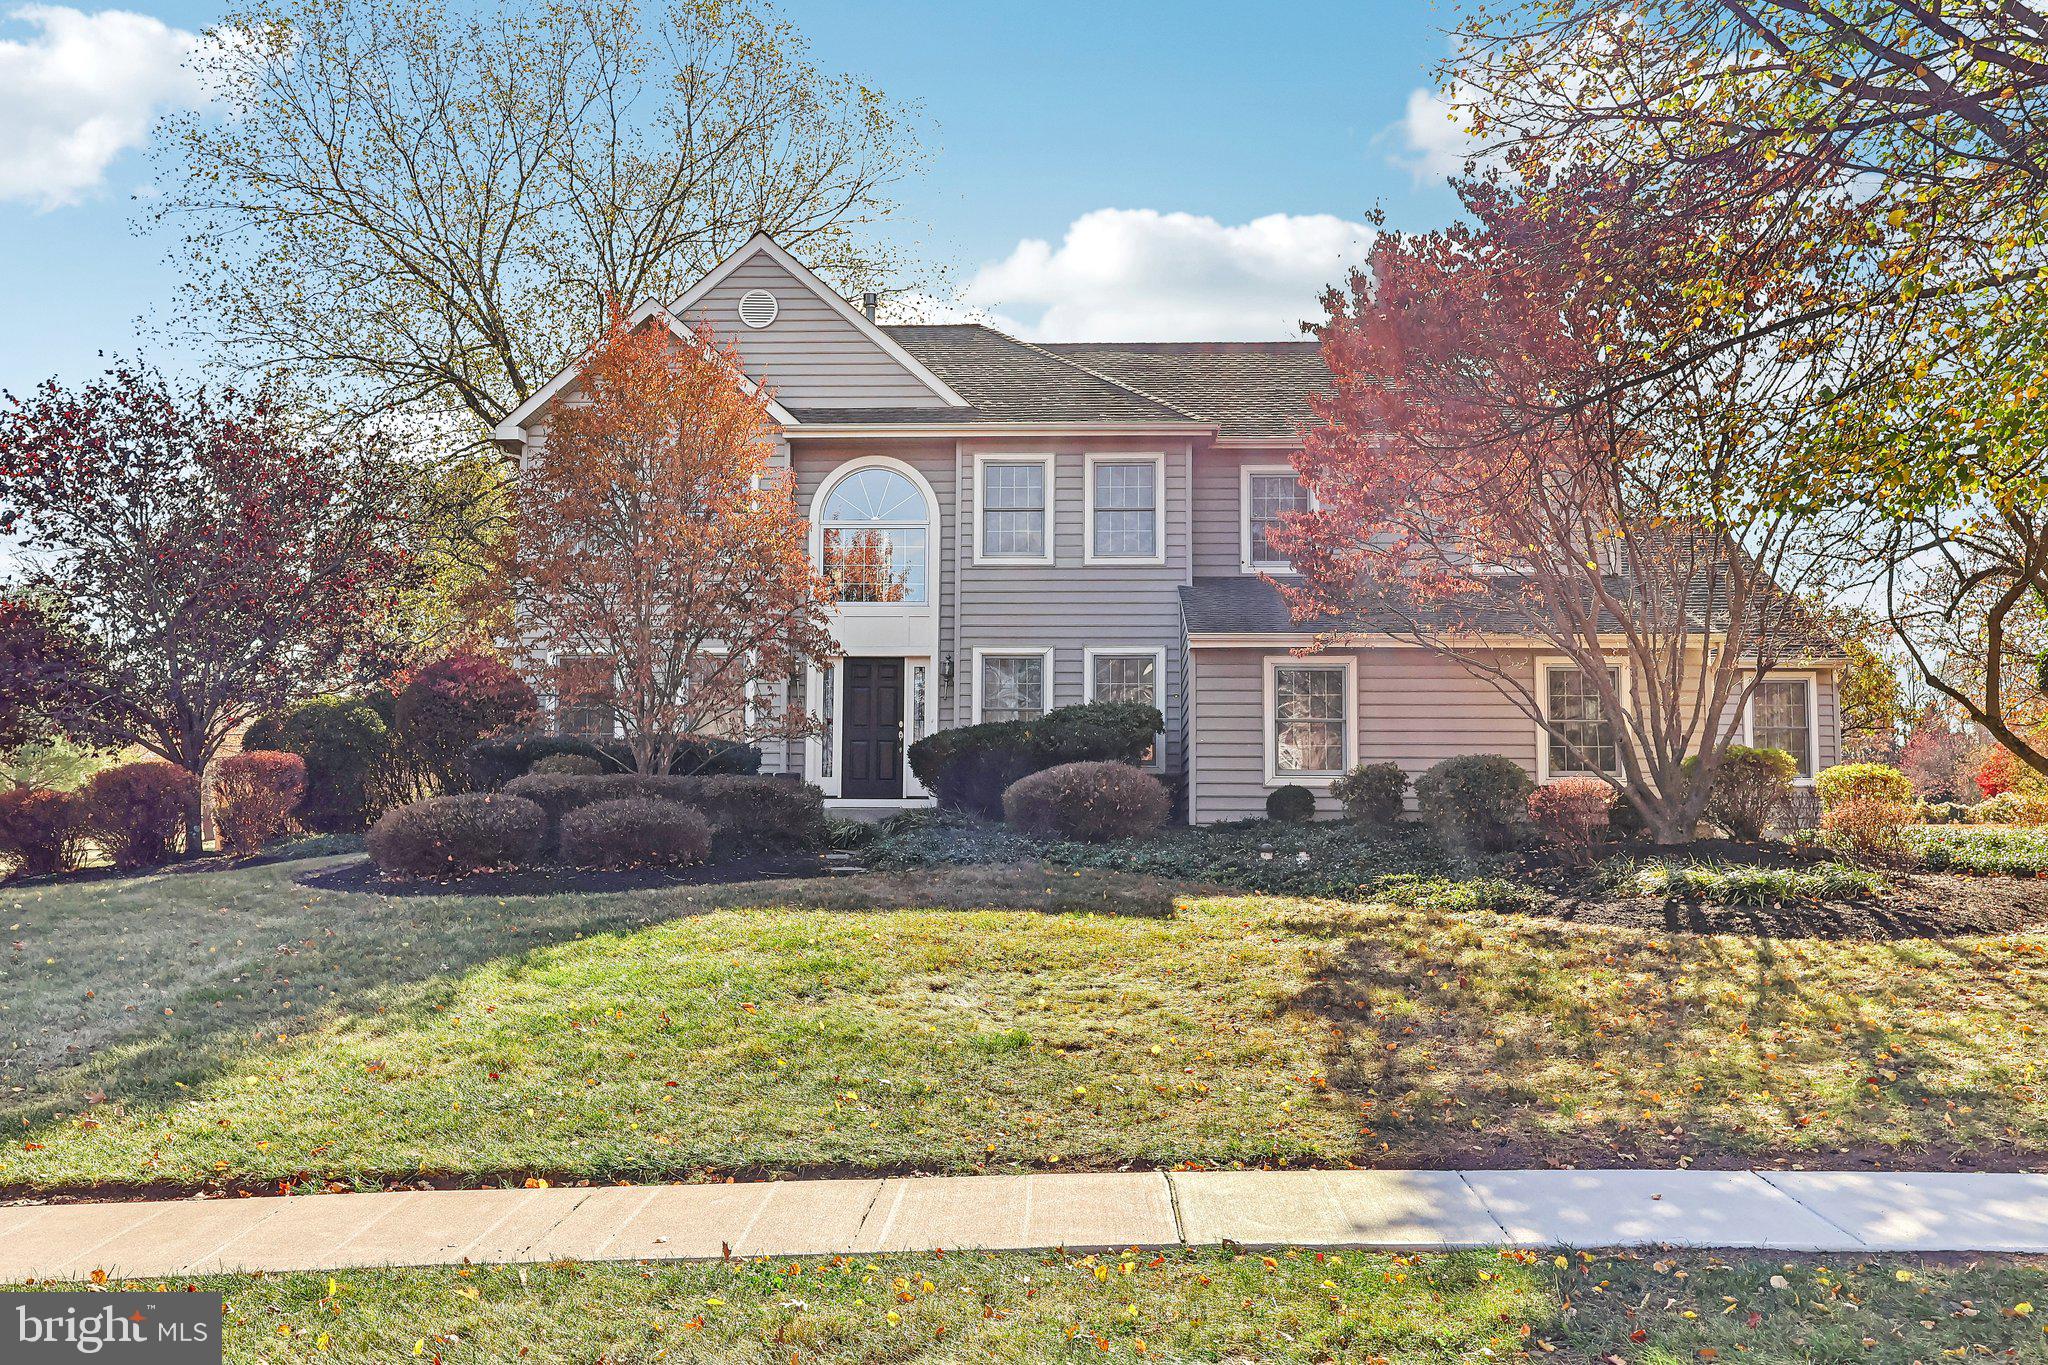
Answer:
xmin=7 ymin=847 xmax=2048 ymax=1196
xmin=12 ymin=1250 xmax=2045 ymax=1364
xmin=1906 ymin=825 xmax=2048 ymax=877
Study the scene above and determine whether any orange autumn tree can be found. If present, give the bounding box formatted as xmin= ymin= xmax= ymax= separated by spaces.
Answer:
xmin=493 ymin=311 xmax=837 ymax=774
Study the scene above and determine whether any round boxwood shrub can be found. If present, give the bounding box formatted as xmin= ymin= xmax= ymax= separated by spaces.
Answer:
xmin=1815 ymin=762 xmax=1912 ymax=811
xmin=1265 ymin=784 xmax=1318 ymax=823
xmin=211 ymin=750 xmax=307 ymax=856
xmin=0 ymin=787 xmax=84 ymax=878
xmin=1414 ymin=753 xmax=1532 ymax=851
xmin=501 ymin=772 xmax=827 ymax=857
xmin=909 ymin=701 xmax=1163 ymax=819
xmin=559 ymin=797 xmax=713 ymax=869
xmin=531 ymin=752 xmax=605 ymax=776
xmin=366 ymin=793 xmax=545 ymax=879
xmin=80 ymin=761 xmax=198 ymax=868
xmin=1330 ymin=762 xmax=1406 ymax=825
xmin=1001 ymin=760 xmax=1170 ymax=842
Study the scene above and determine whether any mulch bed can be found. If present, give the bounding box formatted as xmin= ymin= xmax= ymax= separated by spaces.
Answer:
xmin=1497 ymin=838 xmax=2048 ymax=940
xmin=297 ymin=851 xmax=841 ymax=897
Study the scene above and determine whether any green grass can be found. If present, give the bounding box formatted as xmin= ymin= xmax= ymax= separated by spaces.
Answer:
xmin=1908 ymin=824 xmax=2048 ymax=876
xmin=1612 ymin=858 xmax=1887 ymax=905
xmin=15 ymin=1250 xmax=2046 ymax=1363
xmin=8 ymin=852 xmax=2048 ymax=1192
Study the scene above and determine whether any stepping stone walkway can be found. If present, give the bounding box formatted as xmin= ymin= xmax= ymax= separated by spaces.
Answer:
xmin=5 ymin=1167 xmax=2048 ymax=1281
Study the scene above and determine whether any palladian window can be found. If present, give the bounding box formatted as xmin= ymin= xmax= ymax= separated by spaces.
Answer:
xmin=820 ymin=467 xmax=928 ymax=604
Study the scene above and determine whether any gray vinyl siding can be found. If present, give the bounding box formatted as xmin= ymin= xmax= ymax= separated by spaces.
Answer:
xmin=684 ymin=251 xmax=950 ymax=409
xmin=1191 ymin=446 xmax=1300 ymax=576
xmin=953 ymin=439 xmax=1193 ymax=774
xmin=1188 ymin=646 xmax=1543 ymax=823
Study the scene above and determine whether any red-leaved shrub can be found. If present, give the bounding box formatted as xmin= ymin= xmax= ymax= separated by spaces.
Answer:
xmin=80 ymin=761 xmax=198 ymax=868
xmin=1528 ymin=777 xmax=1615 ymax=861
xmin=366 ymin=793 xmax=545 ymax=879
xmin=0 ymin=787 xmax=85 ymax=877
xmin=392 ymin=652 xmax=538 ymax=794
xmin=559 ymin=798 xmax=712 ymax=869
xmin=212 ymin=750 xmax=307 ymax=856
xmin=1001 ymin=760 xmax=1170 ymax=842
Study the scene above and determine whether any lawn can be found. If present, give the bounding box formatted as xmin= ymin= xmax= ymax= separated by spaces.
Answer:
xmin=14 ymin=1249 xmax=2046 ymax=1363
xmin=6 ymin=846 xmax=2048 ymax=1193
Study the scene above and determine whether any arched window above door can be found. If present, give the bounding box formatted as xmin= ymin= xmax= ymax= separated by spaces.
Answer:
xmin=819 ymin=465 xmax=930 ymax=605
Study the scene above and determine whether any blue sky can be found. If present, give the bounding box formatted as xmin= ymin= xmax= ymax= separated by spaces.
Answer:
xmin=0 ymin=0 xmax=1468 ymax=394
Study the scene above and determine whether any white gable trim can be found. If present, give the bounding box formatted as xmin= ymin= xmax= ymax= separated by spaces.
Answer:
xmin=493 ymin=298 xmax=798 ymax=442
xmin=671 ymin=234 xmax=969 ymax=409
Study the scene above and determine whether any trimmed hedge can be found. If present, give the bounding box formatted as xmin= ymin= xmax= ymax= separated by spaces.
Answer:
xmin=559 ymin=798 xmax=713 ymax=869
xmin=242 ymin=697 xmax=392 ymax=832
xmin=499 ymin=772 xmax=824 ymax=858
xmin=1415 ymin=753 xmax=1532 ymax=852
xmin=0 ymin=787 xmax=84 ymax=877
xmin=1001 ymin=761 xmax=1170 ymax=842
xmin=366 ymin=793 xmax=546 ymax=878
xmin=464 ymin=734 xmax=760 ymax=789
xmin=908 ymin=702 xmax=1163 ymax=819
xmin=1331 ymin=762 xmax=1407 ymax=825
xmin=1266 ymin=785 xmax=1318 ymax=822
xmin=212 ymin=750 xmax=307 ymax=856
xmin=1816 ymin=762 xmax=1912 ymax=810
xmin=80 ymin=761 xmax=197 ymax=868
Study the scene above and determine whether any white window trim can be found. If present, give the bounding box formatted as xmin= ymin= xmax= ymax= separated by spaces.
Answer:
xmin=1240 ymin=463 xmax=1315 ymax=575
xmin=810 ymin=455 xmax=939 ymax=612
xmin=1083 ymin=645 xmax=1168 ymax=771
xmin=1534 ymin=656 xmax=1632 ymax=784
xmin=1740 ymin=670 xmax=1822 ymax=786
xmin=1262 ymin=653 xmax=1357 ymax=785
xmin=1083 ymin=452 xmax=1166 ymax=566
xmin=970 ymin=646 xmax=1057 ymax=723
xmin=972 ymin=452 xmax=1056 ymax=566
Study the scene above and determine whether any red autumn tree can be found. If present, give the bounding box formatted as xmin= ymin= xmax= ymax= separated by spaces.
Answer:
xmin=0 ymin=363 xmax=414 ymax=850
xmin=0 ymin=595 xmax=105 ymax=760
xmin=1280 ymin=164 xmax=1860 ymax=843
xmin=491 ymin=311 xmax=838 ymax=775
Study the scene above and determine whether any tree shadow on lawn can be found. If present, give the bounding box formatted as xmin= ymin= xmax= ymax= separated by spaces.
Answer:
xmin=2 ymin=853 xmax=1179 ymax=1141
xmin=1280 ymin=903 xmax=2048 ymax=1172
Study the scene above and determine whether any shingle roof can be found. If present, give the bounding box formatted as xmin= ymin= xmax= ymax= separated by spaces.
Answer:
xmin=809 ymin=325 xmax=1199 ymax=425
xmin=1042 ymin=342 xmax=1329 ymax=439
xmin=782 ymin=327 xmax=1327 ymax=433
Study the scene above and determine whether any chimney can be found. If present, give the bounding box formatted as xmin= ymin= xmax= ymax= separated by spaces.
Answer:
xmin=862 ymin=290 xmax=878 ymax=322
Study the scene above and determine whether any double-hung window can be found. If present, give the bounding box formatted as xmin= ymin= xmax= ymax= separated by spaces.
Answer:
xmin=1544 ymin=664 xmax=1621 ymax=777
xmin=978 ymin=457 xmax=1050 ymax=561
xmin=977 ymin=649 xmax=1051 ymax=723
xmin=1748 ymin=676 xmax=1815 ymax=779
xmin=1243 ymin=466 xmax=1311 ymax=571
xmin=1086 ymin=647 xmax=1164 ymax=765
xmin=1267 ymin=657 xmax=1353 ymax=780
xmin=1086 ymin=454 xmax=1162 ymax=562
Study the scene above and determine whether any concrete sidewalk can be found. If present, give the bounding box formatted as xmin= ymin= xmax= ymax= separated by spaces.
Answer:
xmin=7 ymin=1167 xmax=2048 ymax=1282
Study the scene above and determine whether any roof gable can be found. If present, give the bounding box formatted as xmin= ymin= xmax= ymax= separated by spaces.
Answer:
xmin=672 ymin=235 xmax=965 ymax=410
xmin=493 ymin=299 xmax=796 ymax=444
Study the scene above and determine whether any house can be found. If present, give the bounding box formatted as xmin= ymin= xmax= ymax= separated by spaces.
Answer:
xmin=494 ymin=234 xmax=1849 ymax=820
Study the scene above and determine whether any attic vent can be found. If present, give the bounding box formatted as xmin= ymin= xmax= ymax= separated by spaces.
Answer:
xmin=737 ymin=289 xmax=779 ymax=328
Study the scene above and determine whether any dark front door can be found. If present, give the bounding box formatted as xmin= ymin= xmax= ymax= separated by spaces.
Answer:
xmin=841 ymin=657 xmax=904 ymax=799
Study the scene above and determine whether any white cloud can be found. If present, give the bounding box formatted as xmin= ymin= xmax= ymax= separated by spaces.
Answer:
xmin=0 ymin=5 xmax=205 ymax=209
xmin=949 ymin=208 xmax=1374 ymax=342
xmin=1389 ymin=85 xmax=1480 ymax=184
